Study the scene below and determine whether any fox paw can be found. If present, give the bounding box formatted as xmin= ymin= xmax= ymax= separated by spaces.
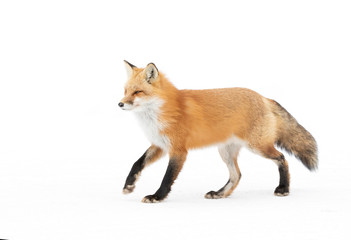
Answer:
xmin=205 ymin=191 xmax=224 ymax=199
xmin=142 ymin=195 xmax=162 ymax=203
xmin=122 ymin=184 xmax=135 ymax=194
xmin=274 ymin=186 xmax=289 ymax=196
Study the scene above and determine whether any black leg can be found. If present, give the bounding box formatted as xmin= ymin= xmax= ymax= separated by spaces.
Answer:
xmin=274 ymin=159 xmax=290 ymax=196
xmin=122 ymin=150 xmax=147 ymax=193
xmin=123 ymin=146 xmax=163 ymax=194
xmin=260 ymin=146 xmax=290 ymax=196
xmin=142 ymin=153 xmax=187 ymax=203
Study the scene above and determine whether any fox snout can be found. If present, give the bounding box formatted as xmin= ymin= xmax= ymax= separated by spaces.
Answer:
xmin=119 ymin=93 xmax=137 ymax=110
xmin=118 ymin=100 xmax=134 ymax=110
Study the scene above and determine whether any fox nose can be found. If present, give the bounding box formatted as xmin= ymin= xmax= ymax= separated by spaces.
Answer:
xmin=118 ymin=102 xmax=124 ymax=108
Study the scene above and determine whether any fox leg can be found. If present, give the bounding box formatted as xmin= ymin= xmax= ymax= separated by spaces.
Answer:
xmin=142 ymin=150 xmax=187 ymax=203
xmin=123 ymin=145 xmax=164 ymax=194
xmin=205 ymin=143 xmax=242 ymax=199
xmin=260 ymin=146 xmax=290 ymax=196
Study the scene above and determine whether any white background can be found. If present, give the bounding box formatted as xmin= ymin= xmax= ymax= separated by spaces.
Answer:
xmin=1 ymin=0 xmax=351 ymax=239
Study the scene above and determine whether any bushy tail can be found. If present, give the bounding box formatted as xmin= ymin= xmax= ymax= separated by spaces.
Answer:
xmin=272 ymin=101 xmax=318 ymax=171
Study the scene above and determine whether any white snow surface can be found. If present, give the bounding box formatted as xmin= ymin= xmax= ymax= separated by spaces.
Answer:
xmin=1 ymin=1 xmax=351 ymax=240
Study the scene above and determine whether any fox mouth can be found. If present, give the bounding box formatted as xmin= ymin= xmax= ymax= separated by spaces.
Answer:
xmin=121 ymin=104 xmax=134 ymax=110
xmin=119 ymin=97 xmax=162 ymax=111
xmin=121 ymin=102 xmax=142 ymax=111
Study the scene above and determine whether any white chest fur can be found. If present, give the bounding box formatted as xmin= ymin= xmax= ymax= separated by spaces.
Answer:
xmin=133 ymin=98 xmax=170 ymax=150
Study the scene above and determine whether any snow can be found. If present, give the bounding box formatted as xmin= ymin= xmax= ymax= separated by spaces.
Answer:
xmin=1 ymin=150 xmax=350 ymax=239
xmin=1 ymin=1 xmax=351 ymax=239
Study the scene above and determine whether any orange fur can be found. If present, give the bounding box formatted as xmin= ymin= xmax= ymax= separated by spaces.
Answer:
xmin=120 ymin=61 xmax=317 ymax=202
xmin=121 ymin=65 xmax=279 ymax=153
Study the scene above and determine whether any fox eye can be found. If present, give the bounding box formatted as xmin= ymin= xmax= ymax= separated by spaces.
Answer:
xmin=133 ymin=90 xmax=143 ymax=95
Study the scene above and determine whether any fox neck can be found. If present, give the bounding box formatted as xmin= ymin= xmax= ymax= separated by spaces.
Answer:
xmin=156 ymin=74 xmax=181 ymax=121
xmin=134 ymin=75 xmax=180 ymax=150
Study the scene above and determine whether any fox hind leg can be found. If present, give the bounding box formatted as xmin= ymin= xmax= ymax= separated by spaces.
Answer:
xmin=274 ymin=159 xmax=290 ymax=196
xmin=259 ymin=146 xmax=290 ymax=196
xmin=205 ymin=142 xmax=241 ymax=199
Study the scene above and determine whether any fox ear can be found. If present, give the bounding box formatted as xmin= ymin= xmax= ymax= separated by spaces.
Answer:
xmin=145 ymin=63 xmax=158 ymax=84
xmin=124 ymin=60 xmax=136 ymax=78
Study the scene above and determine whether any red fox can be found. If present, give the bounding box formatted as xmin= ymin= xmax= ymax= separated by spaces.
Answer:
xmin=119 ymin=61 xmax=318 ymax=203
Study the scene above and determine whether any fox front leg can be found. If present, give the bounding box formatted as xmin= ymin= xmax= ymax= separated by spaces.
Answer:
xmin=142 ymin=151 xmax=187 ymax=203
xmin=123 ymin=145 xmax=164 ymax=194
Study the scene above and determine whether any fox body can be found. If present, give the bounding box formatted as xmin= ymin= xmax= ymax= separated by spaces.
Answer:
xmin=120 ymin=61 xmax=318 ymax=203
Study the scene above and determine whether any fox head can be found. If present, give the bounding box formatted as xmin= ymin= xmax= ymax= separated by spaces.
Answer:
xmin=119 ymin=60 xmax=163 ymax=111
